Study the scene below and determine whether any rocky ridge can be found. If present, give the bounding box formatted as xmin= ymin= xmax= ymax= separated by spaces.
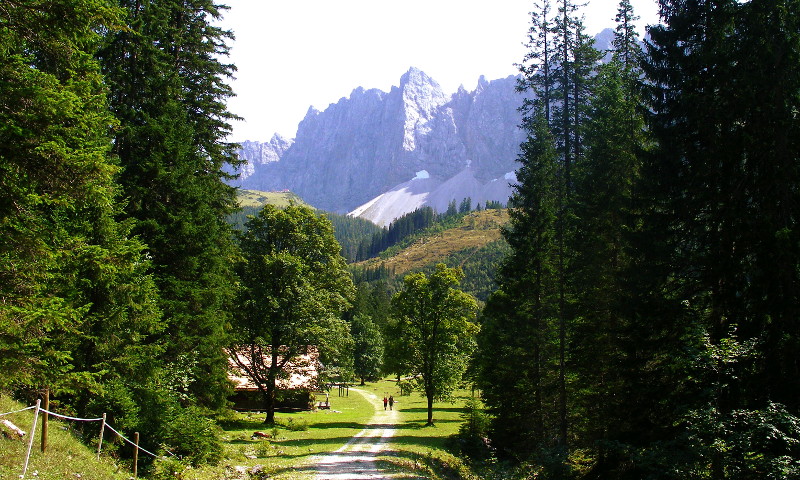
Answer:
xmin=232 ymin=29 xmax=616 ymax=226
xmin=231 ymin=67 xmax=525 ymax=225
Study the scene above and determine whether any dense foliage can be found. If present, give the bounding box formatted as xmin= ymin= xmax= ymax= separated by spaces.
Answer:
xmin=478 ymin=0 xmax=800 ymax=478
xmin=389 ymin=264 xmax=479 ymax=425
xmin=1 ymin=0 xmax=239 ymax=466
xmin=230 ymin=204 xmax=355 ymax=423
xmin=355 ymin=207 xmax=437 ymax=260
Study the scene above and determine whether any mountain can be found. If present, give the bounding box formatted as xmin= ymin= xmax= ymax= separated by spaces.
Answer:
xmin=232 ymin=30 xmax=618 ymax=227
xmin=231 ymin=67 xmax=527 ymax=225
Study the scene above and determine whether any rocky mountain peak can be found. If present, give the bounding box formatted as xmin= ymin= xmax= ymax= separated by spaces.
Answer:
xmin=232 ymin=67 xmax=527 ymax=221
xmin=397 ymin=67 xmax=449 ymax=151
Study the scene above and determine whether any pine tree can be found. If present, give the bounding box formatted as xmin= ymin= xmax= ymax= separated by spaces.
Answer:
xmin=568 ymin=2 xmax=652 ymax=466
xmin=97 ymin=0 xmax=241 ymax=410
xmin=0 ymin=0 xmax=162 ymax=396
xmin=479 ymin=109 xmax=560 ymax=457
xmin=641 ymin=0 xmax=800 ymax=475
xmin=479 ymin=0 xmax=600 ymax=464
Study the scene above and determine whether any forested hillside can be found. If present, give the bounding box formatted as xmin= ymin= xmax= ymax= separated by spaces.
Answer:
xmin=351 ymin=209 xmax=510 ymax=301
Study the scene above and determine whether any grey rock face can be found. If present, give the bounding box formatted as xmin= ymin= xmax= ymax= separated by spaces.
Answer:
xmin=231 ymin=67 xmax=527 ymax=215
xmin=235 ymin=134 xmax=293 ymax=182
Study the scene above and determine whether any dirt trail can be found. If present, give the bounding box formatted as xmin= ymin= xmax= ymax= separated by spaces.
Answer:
xmin=313 ymin=389 xmax=399 ymax=480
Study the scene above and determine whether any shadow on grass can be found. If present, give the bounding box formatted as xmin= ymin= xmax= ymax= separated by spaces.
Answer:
xmin=219 ymin=417 xmax=267 ymax=430
xmin=300 ymin=421 xmax=366 ymax=430
xmin=400 ymin=407 xmax=467 ymax=414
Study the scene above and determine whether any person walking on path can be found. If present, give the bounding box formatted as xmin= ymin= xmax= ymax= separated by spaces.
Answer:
xmin=383 ymin=396 xmax=388 ymax=410
xmin=388 ymin=395 xmax=394 ymax=410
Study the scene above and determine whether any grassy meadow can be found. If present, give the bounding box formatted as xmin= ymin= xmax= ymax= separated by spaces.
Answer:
xmin=237 ymin=189 xmax=308 ymax=209
xmin=353 ymin=209 xmax=509 ymax=276
xmin=0 ymin=396 xmax=129 ymax=480
xmin=2 ymin=379 xmax=479 ymax=479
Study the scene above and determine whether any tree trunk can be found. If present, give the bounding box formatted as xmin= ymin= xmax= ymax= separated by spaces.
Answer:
xmin=264 ymin=349 xmax=279 ymax=424
xmin=427 ymin=394 xmax=434 ymax=426
xmin=264 ymin=374 xmax=276 ymax=424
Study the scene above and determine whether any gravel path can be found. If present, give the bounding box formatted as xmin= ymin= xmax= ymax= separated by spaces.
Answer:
xmin=313 ymin=389 xmax=399 ymax=480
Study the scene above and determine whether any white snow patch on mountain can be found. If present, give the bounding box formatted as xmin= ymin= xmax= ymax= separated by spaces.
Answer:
xmin=349 ymin=167 xmax=517 ymax=227
xmin=348 ymin=176 xmax=441 ymax=227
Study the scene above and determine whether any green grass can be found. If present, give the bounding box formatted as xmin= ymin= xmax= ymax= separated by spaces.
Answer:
xmin=361 ymin=379 xmax=480 ymax=479
xmin=0 ymin=395 xmax=128 ymax=480
xmin=237 ymin=189 xmax=307 ymax=208
xmin=176 ymin=379 xmax=476 ymax=479
xmin=2 ymin=382 xmax=478 ymax=479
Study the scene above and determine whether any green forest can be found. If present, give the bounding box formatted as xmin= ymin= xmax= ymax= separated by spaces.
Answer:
xmin=2 ymin=0 xmax=800 ymax=479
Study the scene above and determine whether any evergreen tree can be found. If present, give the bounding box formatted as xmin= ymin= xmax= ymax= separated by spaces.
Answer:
xmin=568 ymin=3 xmax=653 ymax=467
xmin=479 ymin=109 xmax=560 ymax=457
xmin=97 ymin=0 xmax=241 ymax=410
xmin=479 ymin=0 xmax=600 ymax=463
xmin=0 ymin=0 xmax=163 ymax=397
xmin=643 ymin=0 xmax=800 ymax=475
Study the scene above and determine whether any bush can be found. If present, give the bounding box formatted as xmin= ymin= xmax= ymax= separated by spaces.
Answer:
xmin=450 ymin=396 xmax=494 ymax=460
xmin=283 ymin=417 xmax=309 ymax=432
xmin=159 ymin=405 xmax=224 ymax=466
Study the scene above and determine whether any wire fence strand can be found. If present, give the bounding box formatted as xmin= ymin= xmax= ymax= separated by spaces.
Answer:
xmin=0 ymin=405 xmax=36 ymax=417
xmin=104 ymin=424 xmax=160 ymax=458
xmin=39 ymin=408 xmax=103 ymax=422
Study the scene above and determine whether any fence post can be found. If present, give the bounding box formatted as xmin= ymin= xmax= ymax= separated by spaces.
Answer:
xmin=96 ymin=413 xmax=106 ymax=459
xmin=133 ymin=431 xmax=140 ymax=479
xmin=21 ymin=399 xmax=41 ymax=479
xmin=40 ymin=388 xmax=49 ymax=453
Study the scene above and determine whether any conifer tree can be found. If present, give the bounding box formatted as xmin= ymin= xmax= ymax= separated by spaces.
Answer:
xmin=97 ymin=0 xmax=241 ymax=410
xmin=0 ymin=0 xmax=162 ymax=397
xmin=568 ymin=1 xmax=652 ymax=467
xmin=480 ymin=0 xmax=600 ymax=463
xmin=643 ymin=0 xmax=800 ymax=474
xmin=479 ymin=109 xmax=560 ymax=456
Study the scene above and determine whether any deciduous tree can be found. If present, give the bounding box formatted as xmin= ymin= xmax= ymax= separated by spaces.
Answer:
xmin=390 ymin=264 xmax=478 ymax=425
xmin=232 ymin=204 xmax=354 ymax=423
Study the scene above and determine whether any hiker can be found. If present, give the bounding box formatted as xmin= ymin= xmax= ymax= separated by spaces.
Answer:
xmin=383 ymin=396 xmax=388 ymax=410
xmin=388 ymin=395 xmax=394 ymax=410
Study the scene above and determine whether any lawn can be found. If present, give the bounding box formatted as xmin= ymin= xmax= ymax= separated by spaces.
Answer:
xmin=184 ymin=378 xmax=476 ymax=479
xmin=2 ymin=380 xmax=478 ymax=480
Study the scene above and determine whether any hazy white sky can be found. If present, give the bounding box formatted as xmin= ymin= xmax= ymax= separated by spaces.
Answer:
xmin=219 ymin=0 xmax=660 ymax=142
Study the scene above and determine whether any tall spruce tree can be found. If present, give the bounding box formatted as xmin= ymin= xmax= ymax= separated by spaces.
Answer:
xmin=643 ymin=0 xmax=800 ymax=475
xmin=568 ymin=1 xmax=656 ymax=472
xmin=478 ymin=109 xmax=560 ymax=457
xmin=0 ymin=0 xmax=163 ymax=398
xmin=479 ymin=0 xmax=600 ymax=465
xmin=97 ymin=0 xmax=242 ymax=410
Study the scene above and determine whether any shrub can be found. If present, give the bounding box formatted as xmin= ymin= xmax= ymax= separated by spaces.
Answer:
xmin=159 ymin=405 xmax=224 ymax=466
xmin=283 ymin=418 xmax=309 ymax=432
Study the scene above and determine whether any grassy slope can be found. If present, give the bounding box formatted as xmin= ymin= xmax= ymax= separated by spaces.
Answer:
xmin=0 ymin=396 xmax=128 ymax=480
xmin=1 ymin=384 xmax=475 ymax=480
xmin=237 ymin=189 xmax=308 ymax=208
xmin=352 ymin=209 xmax=509 ymax=276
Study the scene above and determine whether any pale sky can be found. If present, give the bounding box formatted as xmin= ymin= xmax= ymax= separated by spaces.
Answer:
xmin=219 ymin=0 xmax=660 ymax=142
